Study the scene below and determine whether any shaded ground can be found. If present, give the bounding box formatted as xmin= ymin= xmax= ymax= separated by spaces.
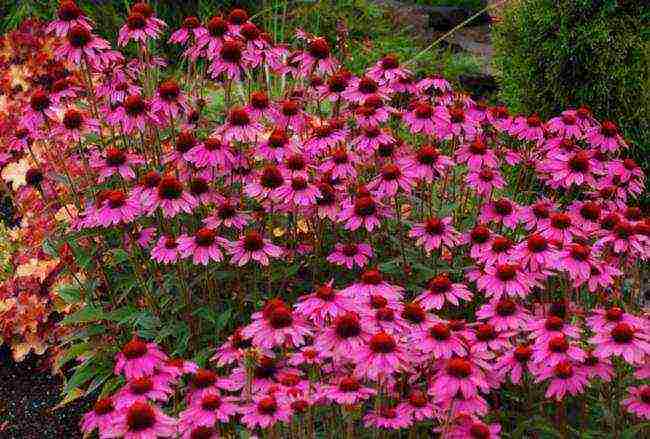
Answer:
xmin=0 ymin=345 xmax=89 ymax=438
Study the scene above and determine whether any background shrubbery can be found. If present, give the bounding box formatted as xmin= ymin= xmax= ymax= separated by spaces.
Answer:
xmin=493 ymin=0 xmax=650 ymax=201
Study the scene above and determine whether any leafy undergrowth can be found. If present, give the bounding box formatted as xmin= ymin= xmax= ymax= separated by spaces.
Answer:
xmin=0 ymin=1 xmax=648 ymax=438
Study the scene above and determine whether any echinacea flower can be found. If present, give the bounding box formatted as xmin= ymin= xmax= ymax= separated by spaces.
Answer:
xmin=114 ymin=374 xmax=174 ymax=409
xmin=431 ymin=356 xmax=490 ymax=399
xmin=151 ymin=235 xmax=181 ymax=264
xmin=417 ymin=273 xmax=472 ymax=310
xmin=228 ymin=231 xmax=282 ymax=266
xmin=239 ymin=396 xmax=292 ymax=429
xmin=144 ymin=175 xmax=197 ymax=218
xmin=363 ymin=406 xmax=412 ymax=430
xmin=412 ymin=321 xmax=466 ymax=359
xmin=295 ymin=281 xmax=351 ymax=325
xmin=177 ymin=228 xmax=225 ymax=265
xmin=81 ymin=397 xmax=118 ymax=437
xmin=476 ymin=263 xmax=534 ymax=300
xmin=327 ymin=242 xmax=373 ymax=269
xmin=177 ymin=390 xmax=238 ymax=433
xmin=622 ymin=386 xmax=650 ymax=420
xmin=114 ymin=337 xmax=168 ymax=380
xmin=476 ymin=298 xmax=530 ymax=331
xmin=396 ymin=390 xmax=437 ymax=423
xmin=535 ymin=360 xmax=588 ymax=400
xmin=104 ymin=400 xmax=176 ymax=439
xmin=586 ymin=120 xmax=626 ymax=153
xmin=242 ymin=300 xmax=312 ymax=349
xmin=47 ymin=1 xmax=93 ymax=37
xmin=409 ymin=216 xmax=460 ymax=253
xmin=590 ymin=322 xmax=650 ymax=365
xmin=95 ymin=190 xmax=140 ymax=227
xmin=495 ymin=345 xmax=533 ymax=384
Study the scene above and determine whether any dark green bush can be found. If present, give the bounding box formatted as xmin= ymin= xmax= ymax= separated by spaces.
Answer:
xmin=493 ymin=0 xmax=650 ymax=199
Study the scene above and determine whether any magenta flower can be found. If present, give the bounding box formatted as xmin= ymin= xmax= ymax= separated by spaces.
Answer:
xmin=276 ymin=176 xmax=321 ymax=206
xmin=177 ymin=228 xmax=225 ymax=265
xmin=242 ymin=300 xmax=311 ymax=349
xmin=404 ymin=144 xmax=453 ymax=182
xmin=338 ymin=193 xmax=391 ymax=232
xmin=323 ymin=376 xmax=376 ymax=405
xmin=431 ymin=356 xmax=490 ymax=399
xmin=143 ymin=175 xmax=197 ymax=218
xmin=532 ymin=334 xmax=586 ymax=367
xmin=95 ymin=190 xmax=140 ymax=227
xmin=403 ymin=100 xmax=448 ymax=136
xmin=369 ymin=162 xmax=414 ymax=196
xmin=239 ymin=395 xmax=292 ymax=429
xmin=169 ymin=16 xmax=206 ymax=45
xmin=447 ymin=416 xmax=501 ymax=439
xmin=295 ymin=281 xmax=352 ymax=325
xmin=220 ymin=106 xmax=263 ymax=142
xmin=590 ymin=322 xmax=650 ymax=365
xmin=417 ymin=273 xmax=472 ymax=310
xmin=476 ymin=263 xmax=534 ymax=300
xmin=114 ymin=337 xmax=168 ymax=380
xmin=363 ymin=406 xmax=412 ymax=430
xmin=466 ymin=167 xmax=507 ymax=197
xmin=228 ymin=231 xmax=282 ymax=266
xmin=476 ymin=298 xmax=530 ymax=331
xmin=409 ymin=216 xmax=460 ymax=253
xmin=535 ymin=360 xmax=589 ymax=400
xmin=81 ymin=397 xmax=118 ymax=437
xmin=47 ymin=1 xmax=93 ymax=37
xmin=107 ymin=94 xmax=159 ymax=134
xmin=89 ymin=147 xmax=144 ymax=182
xmin=151 ymin=235 xmax=181 ymax=264
xmin=177 ymin=390 xmax=238 ymax=433
xmin=314 ymin=312 xmax=369 ymax=359
xmin=623 ymin=386 xmax=650 ymax=420
xmin=118 ymin=9 xmax=165 ymax=47
xmin=586 ymin=120 xmax=626 ymax=153
xmin=114 ymin=374 xmax=174 ymax=409
xmin=479 ymin=198 xmax=520 ymax=229
xmin=105 ymin=400 xmax=176 ymax=438
xmin=396 ymin=390 xmax=437 ymax=423
xmin=327 ymin=242 xmax=373 ymax=269
xmin=527 ymin=315 xmax=580 ymax=344
xmin=495 ymin=345 xmax=533 ymax=384
xmin=203 ymin=199 xmax=249 ymax=230
xmin=412 ymin=322 xmax=466 ymax=359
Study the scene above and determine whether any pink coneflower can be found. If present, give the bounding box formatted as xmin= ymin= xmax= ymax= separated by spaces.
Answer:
xmin=314 ymin=312 xmax=369 ymax=359
xmin=527 ymin=315 xmax=580 ymax=344
xmin=245 ymin=165 xmax=285 ymax=201
xmin=470 ymin=323 xmax=512 ymax=353
xmin=545 ymin=150 xmax=597 ymax=188
xmin=177 ymin=228 xmax=224 ymax=265
xmin=367 ymin=53 xmax=411 ymax=82
xmin=319 ymin=146 xmax=359 ymax=180
xmin=532 ymin=334 xmax=586 ymax=366
xmin=351 ymin=126 xmax=395 ymax=155
xmin=477 ymin=263 xmax=534 ymax=300
xmin=220 ymin=106 xmax=263 ymax=142
xmin=590 ymin=322 xmax=650 ymax=365
xmin=203 ymin=199 xmax=249 ymax=230
xmin=242 ymin=301 xmax=311 ymax=349
xmin=317 ymin=68 xmax=352 ymax=102
xmin=431 ymin=356 xmax=490 ymax=399
xmin=520 ymin=198 xmax=556 ymax=231
xmin=177 ymin=391 xmax=238 ymax=433
xmin=513 ymin=233 xmax=557 ymax=272
xmin=144 ymin=175 xmax=197 ymax=218
xmin=106 ymin=400 xmax=176 ymax=439
xmin=368 ymin=162 xmax=414 ymax=196
xmin=47 ymin=1 xmax=93 ymax=37
xmin=487 ymin=104 xmax=514 ymax=132
xmin=118 ymin=8 xmax=164 ymax=46
xmin=412 ymin=322 xmax=466 ymax=359
xmin=276 ymin=176 xmax=321 ymax=206
xmin=338 ymin=192 xmax=391 ymax=232
xmin=194 ymin=15 xmax=229 ymax=59
xmin=580 ymin=353 xmax=614 ymax=381
xmin=623 ymin=386 xmax=650 ymax=420
xmin=568 ymin=200 xmax=602 ymax=234
xmin=89 ymin=147 xmax=144 ymax=182
xmin=54 ymin=107 xmax=100 ymax=142
xmin=446 ymin=105 xmax=477 ymax=138
xmin=151 ymin=235 xmax=181 ymax=264
xmin=240 ymin=396 xmax=292 ymax=429
xmin=208 ymin=38 xmax=250 ymax=80
xmin=403 ymin=100 xmax=447 ymax=136
xmin=496 ymin=344 xmax=533 ymax=384
xmin=364 ymin=406 xmax=412 ymax=430
xmin=107 ymin=94 xmax=158 ymax=134
xmin=538 ymin=212 xmax=581 ymax=244
xmin=465 ymin=224 xmax=493 ymax=259
xmin=596 ymin=220 xmax=646 ymax=255
xmin=554 ymin=243 xmax=594 ymax=282
xmin=587 ymin=306 xmax=642 ymax=334
xmin=157 ymin=358 xmax=199 ymax=382
xmin=114 ymin=337 xmax=168 ymax=380
xmin=404 ymin=144 xmax=453 ymax=182
xmin=466 ymin=167 xmax=507 ymax=197
xmin=476 ymin=235 xmax=515 ymax=266
xmin=513 ymin=113 xmax=545 ymax=142
xmin=324 ymin=376 xmax=376 ymax=405
xmin=342 ymin=75 xmax=390 ymax=103
xmin=409 ymin=216 xmax=460 ymax=253
xmin=55 ymin=25 xmax=111 ymax=67
xmin=295 ymin=37 xmax=338 ymax=75
xmin=479 ymin=198 xmax=520 ymax=229
xmin=327 ymin=242 xmax=373 ymax=269
xmin=95 ymin=190 xmax=140 ymax=227
xmin=547 ymin=110 xmax=582 ymax=138
xmin=396 ymin=390 xmax=436 ymax=423
xmin=114 ymin=374 xmax=174 ymax=409
xmin=210 ymin=328 xmax=252 ymax=367
xmin=446 ymin=416 xmax=501 ymax=439
xmin=536 ymin=360 xmax=589 ymax=400
xmin=81 ymin=397 xmax=118 ymax=437
xmin=228 ymin=231 xmax=283 ymax=266
xmin=456 ymin=136 xmax=499 ymax=171
xmin=151 ymin=80 xmax=190 ymax=119
xmin=417 ymin=273 xmax=472 ymax=310
xmin=295 ymin=281 xmax=351 ymax=325
xmin=21 ymin=89 xmax=58 ymax=132
xmin=341 ymin=268 xmax=404 ymax=300
xmin=586 ymin=120 xmax=626 ymax=153
xmin=355 ymin=94 xmax=393 ymax=127
xmin=255 ymin=127 xmax=295 ymax=162
xmin=476 ymin=298 xmax=530 ymax=331
xmin=169 ymin=16 xmax=206 ymax=45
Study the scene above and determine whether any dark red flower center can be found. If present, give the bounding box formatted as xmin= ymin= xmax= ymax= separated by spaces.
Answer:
xmin=309 ymin=38 xmax=330 ymax=59
xmin=369 ymin=332 xmax=396 ymax=353
xmin=358 ymin=77 xmax=378 ymax=94
xmin=605 ymin=307 xmax=623 ymax=322
xmin=190 ymin=178 xmax=209 ymax=196
xmin=561 ymin=113 xmax=577 ymax=125
xmin=408 ymin=390 xmax=427 ymax=407
xmin=354 ymin=196 xmax=377 ymax=217
xmin=532 ymin=203 xmax=550 ymax=219
xmin=315 ymin=285 xmax=336 ymax=301
xmin=67 ymin=25 xmax=91 ymax=48
xmin=402 ymin=302 xmax=425 ymax=324
xmin=470 ymin=423 xmax=490 ymax=439
xmin=207 ymin=16 xmax=228 ymax=37
xmin=257 ymin=397 xmax=277 ymax=415
xmin=250 ymin=91 xmax=269 ymax=109
xmin=334 ymin=313 xmax=361 ymax=338
xmin=380 ymin=54 xmax=399 ymax=69
xmin=568 ymin=151 xmax=590 ymax=173
xmin=554 ymin=361 xmax=574 ymax=379
xmin=130 ymin=377 xmax=153 ymax=395
xmin=493 ymin=199 xmax=513 ymax=216
xmin=260 ymin=165 xmax=284 ymax=189
xmin=228 ymin=8 xmax=249 ymax=25
xmin=640 ymin=388 xmax=650 ymax=404
xmin=220 ymin=41 xmax=242 ymax=62
xmin=479 ymin=168 xmax=494 ymax=182
xmin=228 ymin=107 xmax=250 ymax=126
xmin=514 ymin=345 xmax=532 ymax=363
xmin=126 ymin=401 xmax=156 ymax=432
xmin=548 ymin=335 xmax=569 ymax=353
xmin=550 ymin=213 xmax=571 ymax=229
xmin=496 ymin=264 xmax=517 ymax=281
xmin=425 ymin=217 xmax=444 ymax=235
xmin=570 ymin=244 xmax=590 ymax=261
xmin=106 ymin=190 xmax=126 ymax=208
xmin=600 ymin=120 xmax=618 ymax=137
xmin=429 ymin=323 xmax=451 ymax=340
xmin=342 ymin=244 xmax=358 ymax=257
xmin=243 ymin=231 xmax=264 ymax=251
xmin=190 ymin=426 xmax=216 ymax=439
xmin=361 ymin=269 xmax=382 ymax=285
xmin=141 ymin=171 xmax=161 ymax=189
xmin=240 ymin=22 xmax=260 ymax=41
xmin=428 ymin=274 xmax=451 ymax=293
xmin=30 ymin=90 xmax=51 ymax=112
xmin=132 ymin=3 xmax=153 ymax=18
xmin=254 ymin=356 xmax=276 ymax=378
xmin=614 ymin=221 xmax=633 ymax=239
xmin=370 ymin=295 xmax=388 ymax=309
xmin=192 ymin=369 xmax=217 ymax=388
xmin=476 ymin=323 xmax=497 ymax=341
xmin=157 ymin=176 xmax=183 ymax=200
xmin=376 ymin=307 xmax=395 ymax=322
xmin=526 ymin=114 xmax=541 ymax=127
xmin=122 ymin=338 xmax=147 ymax=359
xmin=414 ymin=102 xmax=433 ymax=119
xmin=63 ymin=109 xmax=83 ymax=129
xmin=545 ymin=316 xmax=564 ymax=331
xmin=93 ymin=397 xmax=114 ymax=415
xmin=126 ymin=13 xmax=147 ymax=30
xmin=124 ymin=94 xmax=146 ymax=116
xmin=183 ymin=16 xmax=200 ymax=29
xmin=471 ymin=225 xmax=490 ymax=244
xmin=611 ymin=322 xmax=634 ymax=343
xmin=328 ymin=74 xmax=349 ymax=93
xmin=268 ymin=306 xmax=293 ymax=329
xmin=579 ymin=202 xmax=600 ymax=221
xmin=417 ymin=145 xmax=439 ymax=165
xmin=175 ymin=131 xmax=196 ymax=153
xmin=339 ymin=377 xmax=360 ymax=392
xmin=449 ymin=107 xmax=465 ymax=123
xmin=159 ymin=80 xmax=180 ymax=101
xmin=194 ymin=228 xmax=216 ymax=247
xmin=496 ymin=299 xmax=517 ymax=316
xmin=58 ymin=1 xmax=82 ymax=21
xmin=491 ymin=236 xmax=512 ymax=253
xmin=447 ymin=358 xmax=471 ymax=378
xmin=527 ymin=234 xmax=548 ymax=252
xmin=25 ymin=169 xmax=43 ymax=186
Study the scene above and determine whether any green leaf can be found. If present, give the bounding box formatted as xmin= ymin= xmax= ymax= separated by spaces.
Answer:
xmin=111 ymin=248 xmax=130 ymax=264
xmin=57 ymin=284 xmax=82 ymax=304
xmin=62 ymin=306 xmax=106 ymax=325
xmin=55 ymin=342 xmax=91 ymax=369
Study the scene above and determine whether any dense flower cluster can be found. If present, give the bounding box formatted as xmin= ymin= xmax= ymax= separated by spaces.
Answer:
xmin=0 ymin=2 xmax=648 ymax=437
